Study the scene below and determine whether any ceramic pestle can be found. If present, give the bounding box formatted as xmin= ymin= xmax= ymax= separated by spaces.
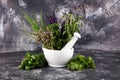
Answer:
xmin=61 ymin=32 xmax=81 ymax=51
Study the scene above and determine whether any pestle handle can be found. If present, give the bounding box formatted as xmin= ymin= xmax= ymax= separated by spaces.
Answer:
xmin=73 ymin=32 xmax=81 ymax=38
xmin=61 ymin=32 xmax=81 ymax=51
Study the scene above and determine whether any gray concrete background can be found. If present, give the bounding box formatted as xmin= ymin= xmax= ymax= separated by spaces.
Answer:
xmin=0 ymin=0 xmax=120 ymax=52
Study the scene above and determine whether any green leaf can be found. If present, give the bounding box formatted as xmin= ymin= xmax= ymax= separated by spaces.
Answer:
xmin=23 ymin=12 xmax=39 ymax=32
xmin=39 ymin=12 xmax=46 ymax=31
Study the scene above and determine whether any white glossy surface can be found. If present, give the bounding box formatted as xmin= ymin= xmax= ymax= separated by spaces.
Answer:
xmin=42 ymin=47 xmax=74 ymax=67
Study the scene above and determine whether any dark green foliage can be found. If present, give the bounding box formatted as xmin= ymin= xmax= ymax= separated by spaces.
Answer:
xmin=67 ymin=54 xmax=96 ymax=71
xmin=46 ymin=14 xmax=82 ymax=50
xmin=23 ymin=11 xmax=82 ymax=50
xmin=18 ymin=52 xmax=48 ymax=70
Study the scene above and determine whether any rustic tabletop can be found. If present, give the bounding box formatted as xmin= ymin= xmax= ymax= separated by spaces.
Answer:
xmin=0 ymin=50 xmax=120 ymax=80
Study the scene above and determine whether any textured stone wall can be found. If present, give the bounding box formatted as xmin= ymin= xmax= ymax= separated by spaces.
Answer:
xmin=0 ymin=0 xmax=120 ymax=52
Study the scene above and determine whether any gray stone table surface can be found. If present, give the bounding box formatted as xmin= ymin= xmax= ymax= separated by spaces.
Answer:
xmin=0 ymin=50 xmax=120 ymax=80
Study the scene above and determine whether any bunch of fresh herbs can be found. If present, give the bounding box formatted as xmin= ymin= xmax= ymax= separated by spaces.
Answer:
xmin=18 ymin=52 xmax=47 ymax=70
xmin=23 ymin=12 xmax=82 ymax=50
xmin=67 ymin=54 xmax=96 ymax=71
